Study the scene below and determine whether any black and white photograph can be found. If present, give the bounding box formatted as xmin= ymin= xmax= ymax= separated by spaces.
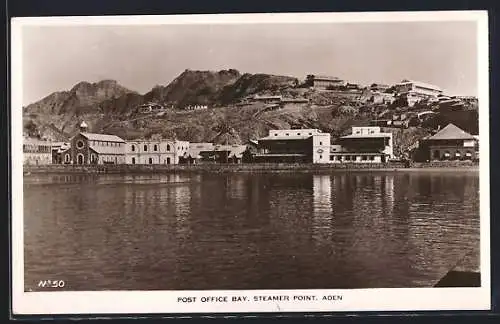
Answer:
xmin=11 ymin=11 xmax=490 ymax=315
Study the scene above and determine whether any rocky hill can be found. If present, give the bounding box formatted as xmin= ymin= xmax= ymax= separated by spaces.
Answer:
xmin=24 ymin=80 xmax=137 ymax=116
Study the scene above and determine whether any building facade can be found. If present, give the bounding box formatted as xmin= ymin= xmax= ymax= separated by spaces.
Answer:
xmin=254 ymin=129 xmax=331 ymax=163
xmin=197 ymin=144 xmax=248 ymax=164
xmin=370 ymin=83 xmax=390 ymax=92
xmin=330 ymin=126 xmax=394 ymax=163
xmin=252 ymin=95 xmax=283 ymax=104
xmin=419 ymin=124 xmax=478 ymax=161
xmin=311 ymin=76 xmax=347 ymax=89
xmin=138 ymin=103 xmax=166 ymax=114
xmin=69 ymin=132 xmax=126 ymax=165
xmin=125 ymin=140 xmax=189 ymax=164
xmin=183 ymin=143 xmax=214 ymax=164
xmin=51 ymin=142 xmax=71 ymax=164
xmin=23 ymin=138 xmax=53 ymax=165
xmin=394 ymin=79 xmax=443 ymax=107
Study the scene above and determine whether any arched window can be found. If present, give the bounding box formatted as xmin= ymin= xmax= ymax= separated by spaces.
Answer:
xmin=65 ymin=154 xmax=70 ymax=163
xmin=167 ymin=144 xmax=171 ymax=151
xmin=148 ymin=158 xmax=153 ymax=164
xmin=132 ymin=157 xmax=136 ymax=164
xmin=131 ymin=145 xmax=135 ymax=152
xmin=144 ymin=145 xmax=148 ymax=152
xmin=154 ymin=144 xmax=158 ymax=152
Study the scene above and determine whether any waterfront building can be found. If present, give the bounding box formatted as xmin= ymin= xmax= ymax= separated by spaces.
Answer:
xmin=68 ymin=122 xmax=126 ymax=165
xmin=197 ymin=144 xmax=248 ymax=164
xmin=254 ymin=129 xmax=331 ymax=163
xmin=311 ymin=76 xmax=347 ymax=89
xmin=330 ymin=126 xmax=394 ymax=163
xmin=394 ymin=79 xmax=443 ymax=107
xmin=51 ymin=142 xmax=71 ymax=164
xmin=23 ymin=137 xmax=53 ymax=165
xmin=183 ymin=143 xmax=215 ymax=164
xmin=419 ymin=123 xmax=478 ymax=161
xmin=125 ymin=140 xmax=189 ymax=165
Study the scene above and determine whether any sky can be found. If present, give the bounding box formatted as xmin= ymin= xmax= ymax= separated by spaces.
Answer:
xmin=21 ymin=20 xmax=478 ymax=105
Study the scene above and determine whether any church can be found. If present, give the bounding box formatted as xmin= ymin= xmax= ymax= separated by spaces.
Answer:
xmin=66 ymin=121 xmax=127 ymax=165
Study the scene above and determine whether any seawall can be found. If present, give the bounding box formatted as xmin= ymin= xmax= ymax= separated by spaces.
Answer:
xmin=23 ymin=161 xmax=480 ymax=175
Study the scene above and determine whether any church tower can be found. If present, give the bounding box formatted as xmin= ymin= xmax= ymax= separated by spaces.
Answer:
xmin=79 ymin=121 xmax=88 ymax=133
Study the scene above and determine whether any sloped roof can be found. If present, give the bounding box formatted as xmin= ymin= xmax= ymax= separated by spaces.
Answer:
xmin=81 ymin=132 xmax=125 ymax=143
xmin=23 ymin=138 xmax=53 ymax=146
xmin=427 ymin=124 xmax=475 ymax=141
xmin=90 ymin=145 xmax=126 ymax=155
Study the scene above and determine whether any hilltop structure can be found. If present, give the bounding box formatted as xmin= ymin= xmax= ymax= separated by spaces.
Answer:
xmin=394 ymin=79 xmax=443 ymax=107
xmin=311 ymin=75 xmax=347 ymax=89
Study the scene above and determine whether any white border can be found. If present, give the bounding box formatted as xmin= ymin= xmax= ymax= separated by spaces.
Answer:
xmin=11 ymin=11 xmax=490 ymax=315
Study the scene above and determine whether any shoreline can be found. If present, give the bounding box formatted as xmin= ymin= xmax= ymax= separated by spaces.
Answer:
xmin=23 ymin=162 xmax=480 ymax=175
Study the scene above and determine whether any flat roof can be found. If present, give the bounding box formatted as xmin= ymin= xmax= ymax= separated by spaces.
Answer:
xmin=340 ymin=133 xmax=392 ymax=139
xmin=259 ymin=135 xmax=313 ymax=141
xmin=254 ymin=153 xmax=307 ymax=157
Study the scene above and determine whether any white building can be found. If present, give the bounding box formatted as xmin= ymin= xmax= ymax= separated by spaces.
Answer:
xmin=255 ymin=128 xmax=331 ymax=164
xmin=138 ymin=103 xmax=166 ymax=114
xmin=311 ymin=76 xmax=347 ymax=89
xmin=394 ymin=79 xmax=443 ymax=107
xmin=69 ymin=122 xmax=127 ymax=165
xmin=23 ymin=137 xmax=53 ymax=165
xmin=125 ymin=140 xmax=189 ymax=165
xmin=330 ymin=126 xmax=394 ymax=163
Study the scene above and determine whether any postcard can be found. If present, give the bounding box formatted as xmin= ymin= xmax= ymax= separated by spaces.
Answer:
xmin=11 ymin=10 xmax=490 ymax=315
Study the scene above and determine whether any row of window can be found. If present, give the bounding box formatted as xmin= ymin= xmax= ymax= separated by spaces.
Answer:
xmin=330 ymin=155 xmax=377 ymax=161
xmin=131 ymin=157 xmax=172 ymax=164
xmin=64 ymin=153 xmax=121 ymax=164
xmin=23 ymin=144 xmax=52 ymax=153
xmin=433 ymin=150 xmax=474 ymax=159
xmin=130 ymin=144 xmax=188 ymax=152
xmin=86 ymin=140 xmax=123 ymax=148
xmin=274 ymin=132 xmax=314 ymax=137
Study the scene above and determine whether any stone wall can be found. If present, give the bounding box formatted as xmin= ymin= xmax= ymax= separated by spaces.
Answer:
xmin=24 ymin=161 xmax=478 ymax=175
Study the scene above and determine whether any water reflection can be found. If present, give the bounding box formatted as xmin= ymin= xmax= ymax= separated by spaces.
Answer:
xmin=24 ymin=171 xmax=480 ymax=290
xmin=312 ymin=175 xmax=333 ymax=246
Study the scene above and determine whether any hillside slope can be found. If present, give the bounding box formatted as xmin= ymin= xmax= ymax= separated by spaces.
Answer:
xmin=25 ymin=80 xmax=137 ymax=116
